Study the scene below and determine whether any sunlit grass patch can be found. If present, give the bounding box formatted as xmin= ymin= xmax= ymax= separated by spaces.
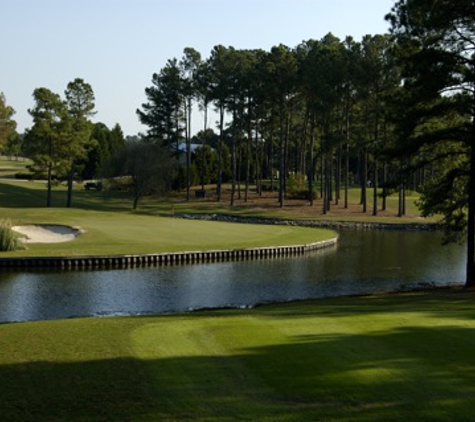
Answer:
xmin=1 ymin=289 xmax=475 ymax=421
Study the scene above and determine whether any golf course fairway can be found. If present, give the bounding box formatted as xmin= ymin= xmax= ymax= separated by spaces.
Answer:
xmin=1 ymin=288 xmax=474 ymax=422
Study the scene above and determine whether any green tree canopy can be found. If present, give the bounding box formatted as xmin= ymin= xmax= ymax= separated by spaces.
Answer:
xmin=25 ymin=87 xmax=70 ymax=207
xmin=104 ymin=140 xmax=175 ymax=210
xmin=387 ymin=0 xmax=475 ymax=286
xmin=25 ymin=79 xmax=97 ymax=208
xmin=0 ymin=92 xmax=17 ymax=154
xmin=64 ymin=78 xmax=96 ymax=207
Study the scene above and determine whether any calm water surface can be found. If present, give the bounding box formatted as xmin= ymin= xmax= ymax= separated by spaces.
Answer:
xmin=0 ymin=229 xmax=466 ymax=323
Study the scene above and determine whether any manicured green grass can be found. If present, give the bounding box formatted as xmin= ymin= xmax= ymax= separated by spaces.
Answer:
xmin=1 ymin=288 xmax=474 ymax=422
xmin=1 ymin=209 xmax=335 ymax=257
xmin=0 ymin=161 xmax=468 ymax=421
xmin=0 ymin=155 xmax=429 ymax=225
xmin=0 ymin=156 xmax=32 ymax=178
xmin=0 ymin=180 xmax=335 ymax=257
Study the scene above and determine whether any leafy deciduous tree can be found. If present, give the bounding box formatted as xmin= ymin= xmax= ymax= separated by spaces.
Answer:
xmin=105 ymin=141 xmax=175 ymax=210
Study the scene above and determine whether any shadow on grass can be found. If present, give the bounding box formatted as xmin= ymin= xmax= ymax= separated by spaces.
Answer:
xmin=2 ymin=323 xmax=475 ymax=421
xmin=0 ymin=181 xmax=424 ymax=223
xmin=0 ymin=181 xmax=134 ymax=212
xmin=256 ymin=288 xmax=475 ymax=322
xmin=0 ymin=181 xmax=266 ymax=217
xmin=0 ymin=181 xmax=49 ymax=208
xmin=0 ymin=357 xmax=158 ymax=422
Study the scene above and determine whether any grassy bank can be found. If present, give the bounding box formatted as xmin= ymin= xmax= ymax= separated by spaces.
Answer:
xmin=0 ymin=175 xmax=336 ymax=257
xmin=0 ymin=172 xmax=429 ymax=257
xmin=0 ymin=153 xmax=430 ymax=225
xmin=0 ymin=206 xmax=335 ymax=258
xmin=1 ymin=288 xmax=474 ymax=422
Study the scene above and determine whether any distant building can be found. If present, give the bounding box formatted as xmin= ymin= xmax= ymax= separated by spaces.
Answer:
xmin=176 ymin=142 xmax=202 ymax=154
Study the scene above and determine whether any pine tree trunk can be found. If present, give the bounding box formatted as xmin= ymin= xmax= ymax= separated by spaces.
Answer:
xmin=217 ymin=105 xmax=224 ymax=202
xmin=372 ymin=158 xmax=378 ymax=216
xmin=344 ymin=93 xmax=350 ymax=209
xmin=67 ymin=165 xmax=74 ymax=208
xmin=344 ymin=141 xmax=350 ymax=209
xmin=361 ymin=149 xmax=367 ymax=213
xmin=230 ymin=109 xmax=237 ymax=207
xmin=230 ymin=145 xmax=236 ymax=206
xmin=186 ymin=98 xmax=192 ymax=202
xmin=269 ymin=125 xmax=275 ymax=193
xmin=200 ymin=102 xmax=208 ymax=191
xmin=278 ymin=102 xmax=285 ymax=208
xmin=323 ymin=155 xmax=331 ymax=214
xmin=323 ymin=156 xmax=327 ymax=215
xmin=245 ymin=116 xmax=252 ymax=202
xmin=320 ymin=136 xmax=324 ymax=199
xmin=465 ymin=97 xmax=475 ymax=287
xmin=47 ymin=162 xmax=52 ymax=208
xmin=47 ymin=136 xmax=53 ymax=208
xmin=307 ymin=114 xmax=316 ymax=206
xmin=336 ymin=146 xmax=342 ymax=206
xmin=398 ymin=183 xmax=406 ymax=217
xmin=255 ymin=123 xmax=262 ymax=196
xmin=237 ymin=144 xmax=242 ymax=200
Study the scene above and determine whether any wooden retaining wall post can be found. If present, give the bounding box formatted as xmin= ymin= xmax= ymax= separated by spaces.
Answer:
xmin=0 ymin=237 xmax=337 ymax=270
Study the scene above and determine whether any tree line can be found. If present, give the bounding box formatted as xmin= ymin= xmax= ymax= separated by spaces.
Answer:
xmin=135 ymin=0 xmax=475 ymax=286
xmin=0 ymin=80 xmax=127 ymax=208
xmin=137 ymin=0 xmax=475 ymax=286
xmin=137 ymin=34 xmax=401 ymax=215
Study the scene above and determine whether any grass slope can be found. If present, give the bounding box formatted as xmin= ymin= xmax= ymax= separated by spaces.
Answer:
xmin=0 ymin=176 xmax=335 ymax=257
xmin=0 ymin=172 xmax=427 ymax=257
xmin=1 ymin=289 xmax=474 ymax=422
xmin=0 ymin=153 xmax=429 ymax=224
xmin=0 ymin=207 xmax=335 ymax=257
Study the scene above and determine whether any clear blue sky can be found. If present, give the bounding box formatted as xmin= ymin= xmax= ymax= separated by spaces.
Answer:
xmin=1 ymin=0 xmax=394 ymax=136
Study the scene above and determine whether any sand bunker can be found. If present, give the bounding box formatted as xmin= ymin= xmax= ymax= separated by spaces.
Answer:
xmin=12 ymin=225 xmax=82 ymax=244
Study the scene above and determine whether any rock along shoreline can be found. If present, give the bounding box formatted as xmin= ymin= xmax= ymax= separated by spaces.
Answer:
xmin=178 ymin=213 xmax=437 ymax=231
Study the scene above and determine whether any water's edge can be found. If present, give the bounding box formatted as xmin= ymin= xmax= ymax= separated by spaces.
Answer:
xmin=0 ymin=237 xmax=337 ymax=269
xmin=178 ymin=213 xmax=437 ymax=231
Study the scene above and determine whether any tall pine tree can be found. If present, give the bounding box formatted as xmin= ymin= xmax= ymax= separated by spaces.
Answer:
xmin=387 ymin=0 xmax=475 ymax=286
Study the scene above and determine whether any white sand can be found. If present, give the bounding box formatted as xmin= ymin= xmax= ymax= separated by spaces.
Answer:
xmin=12 ymin=225 xmax=82 ymax=244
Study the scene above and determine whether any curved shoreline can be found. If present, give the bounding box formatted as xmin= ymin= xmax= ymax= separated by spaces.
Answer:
xmin=178 ymin=213 xmax=438 ymax=231
xmin=0 ymin=238 xmax=337 ymax=270
xmin=0 ymin=214 xmax=436 ymax=269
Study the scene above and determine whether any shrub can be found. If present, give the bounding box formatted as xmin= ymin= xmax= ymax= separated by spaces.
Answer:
xmin=14 ymin=172 xmax=35 ymax=180
xmin=287 ymin=188 xmax=316 ymax=200
xmin=0 ymin=219 xmax=21 ymax=251
xmin=286 ymin=173 xmax=317 ymax=200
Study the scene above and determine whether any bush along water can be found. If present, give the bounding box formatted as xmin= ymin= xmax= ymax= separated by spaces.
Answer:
xmin=0 ymin=219 xmax=21 ymax=251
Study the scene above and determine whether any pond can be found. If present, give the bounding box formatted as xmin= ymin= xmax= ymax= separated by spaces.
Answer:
xmin=0 ymin=229 xmax=466 ymax=323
